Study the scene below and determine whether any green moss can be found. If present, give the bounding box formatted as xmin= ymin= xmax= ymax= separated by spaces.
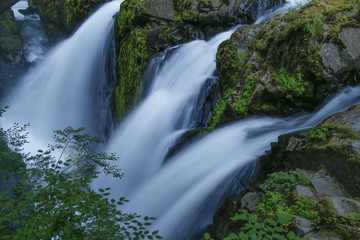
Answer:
xmin=112 ymin=0 xmax=155 ymax=120
xmin=216 ymin=40 xmax=248 ymax=90
xmin=113 ymin=27 xmax=148 ymax=120
xmin=233 ymin=75 xmax=258 ymax=115
xmin=172 ymin=0 xmax=198 ymax=21
xmin=321 ymin=224 xmax=360 ymax=240
xmin=208 ymin=89 xmax=233 ymax=129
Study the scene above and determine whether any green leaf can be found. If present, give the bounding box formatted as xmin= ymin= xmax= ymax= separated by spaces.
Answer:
xmin=248 ymin=214 xmax=258 ymax=223
xmin=204 ymin=233 xmax=211 ymax=240
xmin=254 ymin=222 xmax=263 ymax=229
xmin=227 ymin=233 xmax=240 ymax=239
xmin=238 ymin=232 xmax=248 ymax=240
xmin=231 ymin=213 xmax=246 ymax=221
xmin=277 ymin=213 xmax=292 ymax=225
xmin=266 ymin=219 xmax=277 ymax=226
xmin=287 ymin=231 xmax=296 ymax=239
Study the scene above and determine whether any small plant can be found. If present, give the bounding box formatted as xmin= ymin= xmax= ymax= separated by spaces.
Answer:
xmin=204 ymin=210 xmax=301 ymax=240
xmin=308 ymin=127 xmax=329 ymax=141
xmin=304 ymin=11 xmax=324 ymax=39
xmin=274 ymin=66 xmax=308 ymax=100
xmin=288 ymin=196 xmax=319 ymax=220
xmin=256 ymin=191 xmax=286 ymax=217
xmin=233 ymin=75 xmax=258 ymax=114
xmin=264 ymin=170 xmax=311 ymax=194
xmin=209 ymin=90 xmax=233 ymax=129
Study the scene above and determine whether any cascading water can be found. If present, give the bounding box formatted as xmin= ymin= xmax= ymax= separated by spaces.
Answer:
xmin=2 ymin=0 xmax=359 ymax=239
xmin=11 ymin=0 xmax=49 ymax=63
xmin=1 ymin=0 xmax=123 ymax=151
xmin=123 ymin=86 xmax=360 ymax=239
xmin=95 ymin=29 xmax=236 ymax=197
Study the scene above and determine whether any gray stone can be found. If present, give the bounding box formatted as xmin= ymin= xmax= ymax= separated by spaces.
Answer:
xmin=143 ymin=0 xmax=175 ymax=21
xmin=240 ymin=192 xmax=261 ymax=212
xmin=305 ymin=231 xmax=341 ymax=240
xmin=311 ymin=176 xmax=345 ymax=198
xmin=286 ymin=137 xmax=302 ymax=151
xmin=339 ymin=28 xmax=360 ymax=60
xmin=295 ymin=185 xmax=317 ymax=202
xmin=294 ymin=217 xmax=315 ymax=237
xmin=289 ymin=169 xmax=310 ymax=176
xmin=320 ymin=43 xmax=343 ymax=73
xmin=330 ymin=197 xmax=360 ymax=219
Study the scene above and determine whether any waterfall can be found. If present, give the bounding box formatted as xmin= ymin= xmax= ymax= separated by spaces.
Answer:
xmin=94 ymin=29 xmax=236 ymax=197
xmin=2 ymin=0 xmax=359 ymax=239
xmin=122 ymin=86 xmax=360 ymax=239
xmin=1 ymin=0 xmax=123 ymax=152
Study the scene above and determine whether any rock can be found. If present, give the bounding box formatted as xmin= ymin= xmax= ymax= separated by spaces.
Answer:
xmin=339 ymin=28 xmax=360 ymax=60
xmin=240 ymin=192 xmax=261 ymax=212
xmin=0 ymin=0 xmax=19 ymax=15
xmin=0 ymin=9 xmax=24 ymax=96
xmin=319 ymin=43 xmax=343 ymax=74
xmin=18 ymin=7 xmax=36 ymax=16
xmin=295 ymin=185 xmax=317 ymax=202
xmin=311 ymin=176 xmax=345 ymax=198
xmin=294 ymin=217 xmax=315 ymax=237
xmin=330 ymin=197 xmax=360 ymax=219
xmin=31 ymin=0 xmax=109 ymax=38
xmin=260 ymin=105 xmax=360 ymax=197
xmin=215 ymin=1 xmax=360 ymax=120
xmin=143 ymin=0 xmax=175 ymax=20
xmin=305 ymin=231 xmax=341 ymax=240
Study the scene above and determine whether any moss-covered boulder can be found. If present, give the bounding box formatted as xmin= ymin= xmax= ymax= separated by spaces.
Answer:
xmin=29 ymin=0 xmax=109 ymax=38
xmin=261 ymin=105 xmax=360 ymax=197
xmin=0 ymin=0 xmax=20 ymax=15
xmin=0 ymin=9 xmax=23 ymax=97
xmin=207 ymin=169 xmax=360 ymax=240
xmin=214 ymin=0 xmax=360 ymax=127
xmin=112 ymin=0 xmax=284 ymax=120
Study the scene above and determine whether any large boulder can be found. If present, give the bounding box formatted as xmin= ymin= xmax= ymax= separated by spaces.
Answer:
xmin=28 ymin=0 xmax=109 ymax=39
xmin=260 ymin=105 xmax=360 ymax=197
xmin=213 ymin=0 xmax=360 ymax=127
xmin=111 ymin=0 xmax=285 ymax=120
xmin=0 ymin=9 xmax=24 ymax=97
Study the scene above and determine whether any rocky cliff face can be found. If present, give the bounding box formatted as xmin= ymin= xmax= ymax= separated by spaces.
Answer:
xmin=111 ymin=0 xmax=285 ymax=120
xmin=213 ymin=0 xmax=360 ymax=127
xmin=28 ymin=0 xmax=109 ymax=38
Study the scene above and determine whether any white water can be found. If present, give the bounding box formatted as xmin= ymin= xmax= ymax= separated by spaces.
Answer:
xmin=96 ymin=29 xmax=236 ymax=196
xmin=123 ymin=86 xmax=360 ymax=239
xmin=12 ymin=0 xmax=49 ymax=62
xmin=3 ymin=0 xmax=359 ymax=239
xmin=2 ymin=0 xmax=122 ymax=152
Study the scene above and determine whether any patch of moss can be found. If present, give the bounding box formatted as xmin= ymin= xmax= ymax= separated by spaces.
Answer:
xmin=113 ymin=27 xmax=148 ymax=120
xmin=233 ymin=74 xmax=259 ymax=115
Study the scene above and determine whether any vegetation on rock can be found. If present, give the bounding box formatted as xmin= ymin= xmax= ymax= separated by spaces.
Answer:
xmin=0 ymin=9 xmax=23 ymax=97
xmin=214 ymin=0 xmax=360 ymax=126
xmin=29 ymin=0 xmax=109 ymax=38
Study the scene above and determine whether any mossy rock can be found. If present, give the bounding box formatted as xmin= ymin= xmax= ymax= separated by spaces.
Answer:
xmin=31 ymin=0 xmax=109 ymax=38
xmin=0 ymin=9 xmax=23 ymax=97
xmin=111 ymin=0 xmax=286 ymax=120
xmin=260 ymin=105 xmax=360 ymax=197
xmin=215 ymin=0 xmax=360 ymax=124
